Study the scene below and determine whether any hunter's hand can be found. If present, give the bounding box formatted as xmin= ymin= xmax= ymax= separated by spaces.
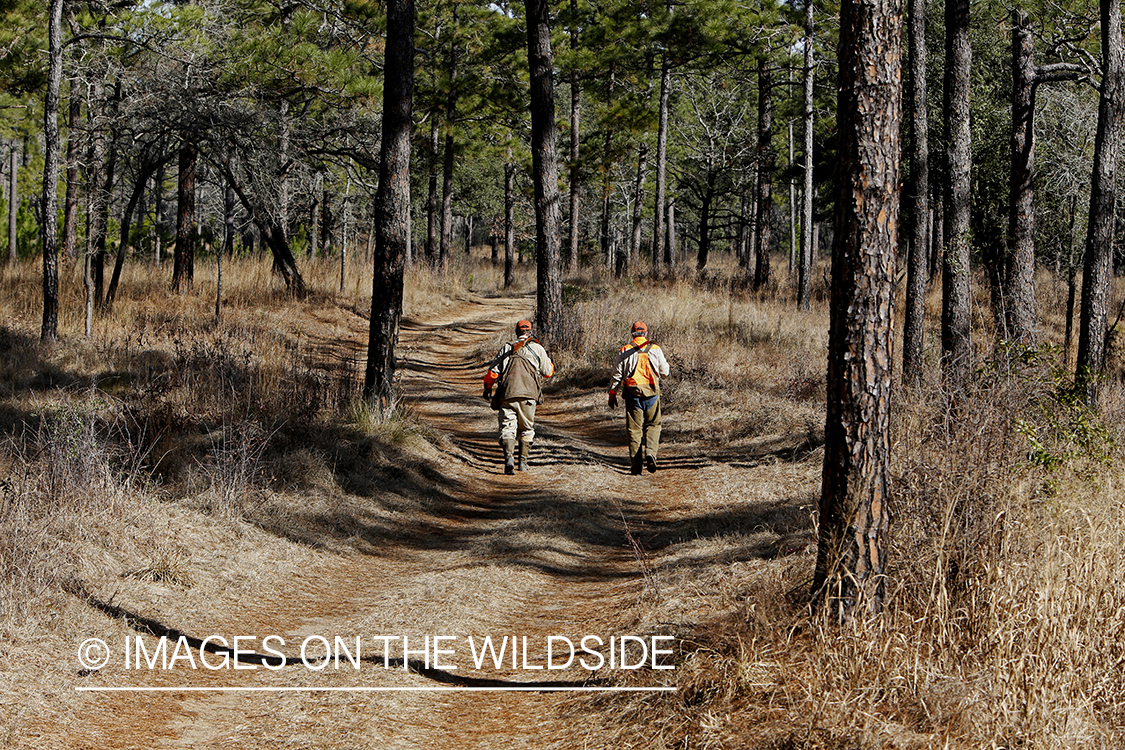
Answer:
xmin=483 ymin=386 xmax=493 ymax=401
xmin=608 ymin=392 xmax=618 ymax=409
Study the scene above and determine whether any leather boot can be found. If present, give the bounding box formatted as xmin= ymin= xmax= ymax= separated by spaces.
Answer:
xmin=630 ymin=449 xmax=643 ymax=475
xmin=502 ymin=438 xmax=516 ymax=475
xmin=518 ymin=440 xmax=531 ymax=472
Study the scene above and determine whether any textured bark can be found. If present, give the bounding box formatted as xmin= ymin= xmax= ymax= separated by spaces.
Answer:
xmin=811 ymin=0 xmax=901 ymax=618
xmin=666 ymin=198 xmax=676 ymax=265
xmin=753 ymin=58 xmax=774 ymax=291
xmin=942 ymin=0 xmax=972 ymax=385
xmin=62 ymin=81 xmax=80 ymax=262
xmin=504 ymin=156 xmax=515 ymax=288
xmin=566 ymin=0 xmax=580 ymax=274
xmin=41 ymin=0 xmax=63 ymax=343
xmin=439 ymin=10 xmax=459 ymax=272
xmin=171 ymin=139 xmax=196 ymax=293
xmin=1076 ymin=0 xmax=1125 ymax=406
xmin=1006 ymin=10 xmax=1037 ymax=342
xmin=628 ymin=144 xmax=648 ymax=272
xmin=8 ymin=141 xmax=17 ymax=263
xmin=278 ymin=98 xmax=290 ymax=245
xmin=695 ymin=170 xmax=716 ymax=270
xmin=85 ymin=78 xmax=107 ymax=318
xmin=364 ymin=0 xmax=414 ymax=406
xmin=525 ymin=0 xmax=563 ymax=338
xmin=902 ymin=0 xmax=930 ymax=384
xmin=600 ymin=68 xmax=616 ymax=270
xmin=798 ymin=0 xmax=815 ymax=310
xmin=654 ymin=39 xmax=672 ymax=268
xmin=426 ymin=117 xmax=439 ymax=266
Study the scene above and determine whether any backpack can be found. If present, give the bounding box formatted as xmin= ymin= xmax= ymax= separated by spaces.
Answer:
xmin=490 ymin=337 xmax=546 ymax=410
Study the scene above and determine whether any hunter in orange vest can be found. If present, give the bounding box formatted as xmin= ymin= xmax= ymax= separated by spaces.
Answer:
xmin=608 ymin=321 xmax=670 ymax=474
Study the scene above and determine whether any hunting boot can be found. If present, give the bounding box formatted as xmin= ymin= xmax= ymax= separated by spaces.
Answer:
xmin=518 ymin=440 xmax=531 ymax=472
xmin=630 ymin=449 xmax=643 ymax=475
xmin=503 ymin=438 xmax=516 ymax=475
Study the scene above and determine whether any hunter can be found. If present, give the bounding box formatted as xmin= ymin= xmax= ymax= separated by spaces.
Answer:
xmin=483 ymin=319 xmax=555 ymax=474
xmin=608 ymin=320 xmax=670 ymax=474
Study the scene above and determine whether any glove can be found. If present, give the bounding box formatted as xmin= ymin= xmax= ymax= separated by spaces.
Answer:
xmin=608 ymin=392 xmax=618 ymax=409
xmin=483 ymin=385 xmax=493 ymax=401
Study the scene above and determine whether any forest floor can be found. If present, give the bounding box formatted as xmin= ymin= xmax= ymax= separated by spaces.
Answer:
xmin=12 ymin=288 xmax=822 ymax=749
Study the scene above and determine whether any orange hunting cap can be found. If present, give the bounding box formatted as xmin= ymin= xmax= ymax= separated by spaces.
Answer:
xmin=631 ymin=320 xmax=648 ymax=335
xmin=516 ymin=319 xmax=533 ymax=333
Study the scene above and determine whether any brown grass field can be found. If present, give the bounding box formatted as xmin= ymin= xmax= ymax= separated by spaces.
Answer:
xmin=0 ymin=247 xmax=1123 ymax=749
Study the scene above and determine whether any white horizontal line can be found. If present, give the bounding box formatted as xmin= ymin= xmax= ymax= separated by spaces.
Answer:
xmin=76 ymin=686 xmax=675 ymax=693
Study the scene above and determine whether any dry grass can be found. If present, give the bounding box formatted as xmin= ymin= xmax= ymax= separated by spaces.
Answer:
xmin=554 ymin=261 xmax=1125 ymax=749
xmin=0 ymin=247 xmax=1123 ymax=749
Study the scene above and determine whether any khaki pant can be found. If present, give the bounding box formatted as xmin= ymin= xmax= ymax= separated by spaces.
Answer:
xmin=498 ymin=398 xmax=537 ymax=444
xmin=625 ymin=393 xmax=661 ymax=460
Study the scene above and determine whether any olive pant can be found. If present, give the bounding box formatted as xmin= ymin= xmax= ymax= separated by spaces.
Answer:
xmin=624 ymin=392 xmax=661 ymax=461
xmin=498 ymin=398 xmax=537 ymax=444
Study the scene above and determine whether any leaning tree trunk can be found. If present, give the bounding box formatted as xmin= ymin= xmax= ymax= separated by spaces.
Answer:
xmin=364 ymin=0 xmax=414 ymax=407
xmin=902 ymin=0 xmax=930 ymax=384
xmin=525 ymin=0 xmax=563 ymax=339
xmin=1077 ymin=0 xmax=1125 ymax=407
xmin=106 ymin=157 xmax=163 ymax=308
xmin=811 ymin=0 xmax=902 ymax=619
xmin=942 ymin=0 xmax=973 ymax=386
xmin=41 ymin=0 xmax=63 ymax=343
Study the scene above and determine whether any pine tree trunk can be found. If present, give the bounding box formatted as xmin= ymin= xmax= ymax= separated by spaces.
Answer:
xmin=504 ymin=155 xmax=515 ymax=288
xmin=426 ymin=118 xmax=439 ymax=266
xmin=1006 ymin=9 xmax=1037 ymax=342
xmin=526 ymin=0 xmax=563 ymax=338
xmin=812 ymin=0 xmax=901 ymax=618
xmin=364 ymin=0 xmax=414 ymax=407
xmin=172 ymin=139 xmax=196 ymax=293
xmin=754 ymin=58 xmax=774 ymax=291
xmin=654 ymin=43 xmax=672 ymax=268
xmin=601 ymin=68 xmax=616 ymax=270
xmin=439 ymin=14 xmax=459 ymax=272
xmin=566 ymin=0 xmax=581 ymax=274
xmin=628 ymin=143 xmax=648 ymax=272
xmin=8 ymin=141 xmax=17 ymax=264
xmin=942 ymin=0 xmax=973 ymax=385
xmin=798 ymin=0 xmax=815 ymax=310
xmin=902 ymin=0 xmax=930 ymax=384
xmin=41 ymin=0 xmax=63 ymax=343
xmin=62 ymin=80 xmax=80 ymax=262
xmin=1076 ymin=0 xmax=1125 ymax=406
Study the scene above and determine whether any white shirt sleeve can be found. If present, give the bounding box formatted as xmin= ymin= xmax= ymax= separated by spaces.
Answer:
xmin=649 ymin=344 xmax=670 ymax=378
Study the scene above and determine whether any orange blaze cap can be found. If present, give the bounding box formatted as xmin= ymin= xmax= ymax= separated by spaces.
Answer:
xmin=516 ymin=319 xmax=533 ymax=333
xmin=631 ymin=321 xmax=647 ymax=335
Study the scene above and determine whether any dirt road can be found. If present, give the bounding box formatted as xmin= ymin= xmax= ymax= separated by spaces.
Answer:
xmin=51 ymin=291 xmax=796 ymax=750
